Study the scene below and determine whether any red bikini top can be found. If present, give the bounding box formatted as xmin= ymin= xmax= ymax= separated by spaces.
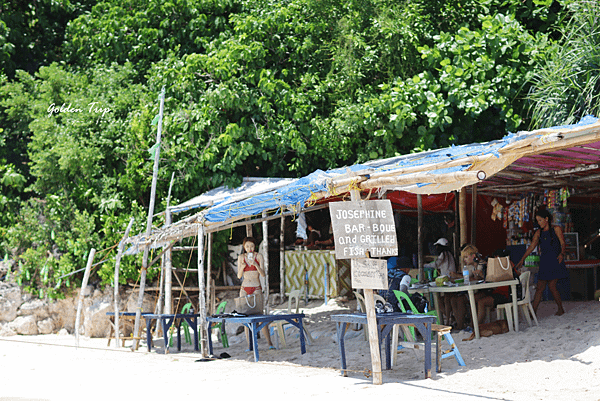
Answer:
xmin=243 ymin=255 xmax=258 ymax=272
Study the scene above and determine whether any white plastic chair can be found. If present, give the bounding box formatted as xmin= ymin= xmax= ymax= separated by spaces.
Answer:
xmin=497 ymin=271 xmax=538 ymax=330
xmin=270 ymin=290 xmax=313 ymax=348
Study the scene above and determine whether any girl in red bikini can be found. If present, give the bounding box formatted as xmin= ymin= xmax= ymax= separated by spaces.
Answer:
xmin=237 ymin=237 xmax=274 ymax=349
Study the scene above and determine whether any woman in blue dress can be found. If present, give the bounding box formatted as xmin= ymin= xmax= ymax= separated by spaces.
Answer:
xmin=516 ymin=209 xmax=568 ymax=316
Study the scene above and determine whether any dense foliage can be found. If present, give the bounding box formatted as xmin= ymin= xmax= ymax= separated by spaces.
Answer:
xmin=1 ymin=0 xmax=592 ymax=297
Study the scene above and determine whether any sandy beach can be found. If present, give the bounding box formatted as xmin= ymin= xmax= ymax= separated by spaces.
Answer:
xmin=1 ymin=299 xmax=599 ymax=401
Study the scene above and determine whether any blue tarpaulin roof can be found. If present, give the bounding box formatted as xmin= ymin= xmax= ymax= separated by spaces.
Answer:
xmin=126 ymin=115 xmax=600 ymax=248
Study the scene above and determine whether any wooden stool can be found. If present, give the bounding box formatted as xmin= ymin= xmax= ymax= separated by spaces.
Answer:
xmin=431 ymin=324 xmax=465 ymax=372
xmin=394 ymin=323 xmax=465 ymax=373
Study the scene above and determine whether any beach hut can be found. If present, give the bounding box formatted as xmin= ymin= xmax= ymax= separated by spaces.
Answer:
xmin=123 ymin=115 xmax=600 ymax=355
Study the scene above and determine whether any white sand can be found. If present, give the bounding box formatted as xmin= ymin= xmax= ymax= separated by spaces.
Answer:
xmin=1 ymin=299 xmax=600 ymax=401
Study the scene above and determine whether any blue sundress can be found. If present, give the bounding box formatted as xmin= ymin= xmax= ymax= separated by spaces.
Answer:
xmin=538 ymin=227 xmax=569 ymax=281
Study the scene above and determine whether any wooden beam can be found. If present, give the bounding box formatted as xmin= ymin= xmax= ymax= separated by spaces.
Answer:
xmin=417 ymin=194 xmax=424 ymax=283
xmin=132 ymin=87 xmax=165 ymax=351
xmin=165 ymin=208 xmax=173 ymax=314
xmin=280 ymin=216 xmax=285 ymax=299
xmin=197 ymin=225 xmax=208 ymax=357
xmin=350 ymin=189 xmax=382 ymax=385
xmin=262 ymin=210 xmax=270 ymax=314
xmin=459 ymin=188 xmax=467 ymax=247
xmin=113 ymin=218 xmax=135 ymax=348
xmin=358 ymin=170 xmax=486 ymax=190
xmin=75 ymin=248 xmax=96 ymax=347
xmin=471 ymin=184 xmax=477 ymax=247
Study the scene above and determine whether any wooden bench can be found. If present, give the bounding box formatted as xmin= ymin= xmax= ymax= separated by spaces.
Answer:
xmin=106 ymin=312 xmax=151 ymax=349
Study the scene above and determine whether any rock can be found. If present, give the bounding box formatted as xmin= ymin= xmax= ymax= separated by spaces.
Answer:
xmin=126 ymin=290 xmax=156 ymax=314
xmin=37 ymin=317 xmax=55 ymax=334
xmin=58 ymin=328 xmax=69 ymax=336
xmin=49 ymin=298 xmax=77 ymax=334
xmin=9 ymin=315 xmax=38 ymax=335
xmin=0 ymin=285 xmax=23 ymax=323
xmin=0 ymin=323 xmax=16 ymax=336
xmin=18 ymin=298 xmax=50 ymax=320
xmin=83 ymin=301 xmax=113 ymax=338
xmin=82 ymin=285 xmax=94 ymax=297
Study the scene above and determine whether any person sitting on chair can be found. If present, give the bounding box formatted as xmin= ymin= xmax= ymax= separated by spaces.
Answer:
xmin=237 ymin=237 xmax=274 ymax=349
xmin=382 ymin=256 xmax=413 ymax=312
xmin=475 ymin=249 xmax=520 ymax=325
xmin=424 ymin=238 xmax=458 ymax=325
xmin=450 ymin=244 xmax=485 ymax=330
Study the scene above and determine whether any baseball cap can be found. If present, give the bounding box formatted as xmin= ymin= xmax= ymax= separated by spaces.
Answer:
xmin=433 ymin=238 xmax=449 ymax=246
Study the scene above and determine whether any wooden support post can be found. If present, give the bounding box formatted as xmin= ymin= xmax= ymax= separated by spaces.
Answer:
xmin=113 ymin=218 xmax=134 ymax=347
xmin=75 ymin=248 xmax=96 ymax=347
xmin=132 ymin=86 xmax=165 ymax=350
xmin=246 ymin=224 xmax=252 ymax=237
xmin=206 ymin=232 xmax=213 ymax=314
xmin=280 ymin=216 xmax=285 ymax=301
xmin=197 ymin=224 xmax=208 ymax=357
xmin=460 ymin=188 xmax=468 ymax=248
xmin=454 ymin=191 xmax=460 ymax=263
xmin=471 ymin=184 xmax=477 ymax=246
xmin=417 ymin=194 xmax=424 ymax=283
xmin=164 ymin=208 xmax=173 ymax=314
xmin=350 ymin=189 xmax=382 ymax=385
xmin=262 ymin=211 xmax=270 ymax=313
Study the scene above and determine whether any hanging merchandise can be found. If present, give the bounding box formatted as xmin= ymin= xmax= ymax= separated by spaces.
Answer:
xmin=518 ymin=197 xmax=525 ymax=227
xmin=491 ymin=198 xmax=503 ymax=221
xmin=560 ymin=187 xmax=570 ymax=207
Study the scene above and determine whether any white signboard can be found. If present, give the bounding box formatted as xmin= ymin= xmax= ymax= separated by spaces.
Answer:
xmin=329 ymin=200 xmax=398 ymax=259
xmin=351 ymin=258 xmax=388 ymax=290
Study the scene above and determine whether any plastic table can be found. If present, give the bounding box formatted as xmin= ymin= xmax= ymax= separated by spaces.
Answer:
xmin=330 ymin=312 xmax=436 ymax=379
xmin=206 ymin=313 xmax=307 ymax=362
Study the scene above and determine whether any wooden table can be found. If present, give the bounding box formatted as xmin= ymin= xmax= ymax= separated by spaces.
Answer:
xmin=408 ymin=279 xmax=519 ymax=339
xmin=206 ymin=313 xmax=307 ymax=362
xmin=330 ymin=312 xmax=437 ymax=379
xmin=143 ymin=313 xmax=200 ymax=353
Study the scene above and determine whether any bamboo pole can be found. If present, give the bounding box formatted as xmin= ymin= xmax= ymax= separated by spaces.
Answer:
xmin=262 ymin=210 xmax=269 ymax=313
xmin=471 ymin=184 xmax=477 ymax=246
xmin=460 ymin=188 xmax=468 ymax=248
xmin=164 ymin=172 xmax=175 ymax=314
xmin=164 ymin=208 xmax=173 ymax=314
xmin=350 ymin=189 xmax=382 ymax=385
xmin=197 ymin=224 xmax=208 ymax=357
xmin=358 ymin=170 xmax=486 ymax=190
xmin=75 ymin=248 xmax=96 ymax=347
xmin=132 ymin=86 xmax=165 ymax=350
xmin=280 ymin=216 xmax=285 ymax=300
xmin=417 ymin=194 xmax=424 ymax=283
xmin=113 ymin=218 xmax=135 ymax=348
xmin=329 ymin=156 xmax=492 ymax=190
xmin=206 ymin=232 xmax=213 ymax=314
xmin=453 ymin=192 xmax=460 ymax=262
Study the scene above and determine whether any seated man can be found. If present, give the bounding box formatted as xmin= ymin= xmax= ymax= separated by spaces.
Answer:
xmin=380 ymin=256 xmax=413 ymax=312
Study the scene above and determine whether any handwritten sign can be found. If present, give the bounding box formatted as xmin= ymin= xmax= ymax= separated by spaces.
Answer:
xmin=329 ymin=200 xmax=398 ymax=259
xmin=351 ymin=258 xmax=388 ymax=289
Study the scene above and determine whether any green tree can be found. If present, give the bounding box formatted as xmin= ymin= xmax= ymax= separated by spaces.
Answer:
xmin=526 ymin=0 xmax=600 ymax=128
xmin=0 ymin=0 xmax=95 ymax=78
